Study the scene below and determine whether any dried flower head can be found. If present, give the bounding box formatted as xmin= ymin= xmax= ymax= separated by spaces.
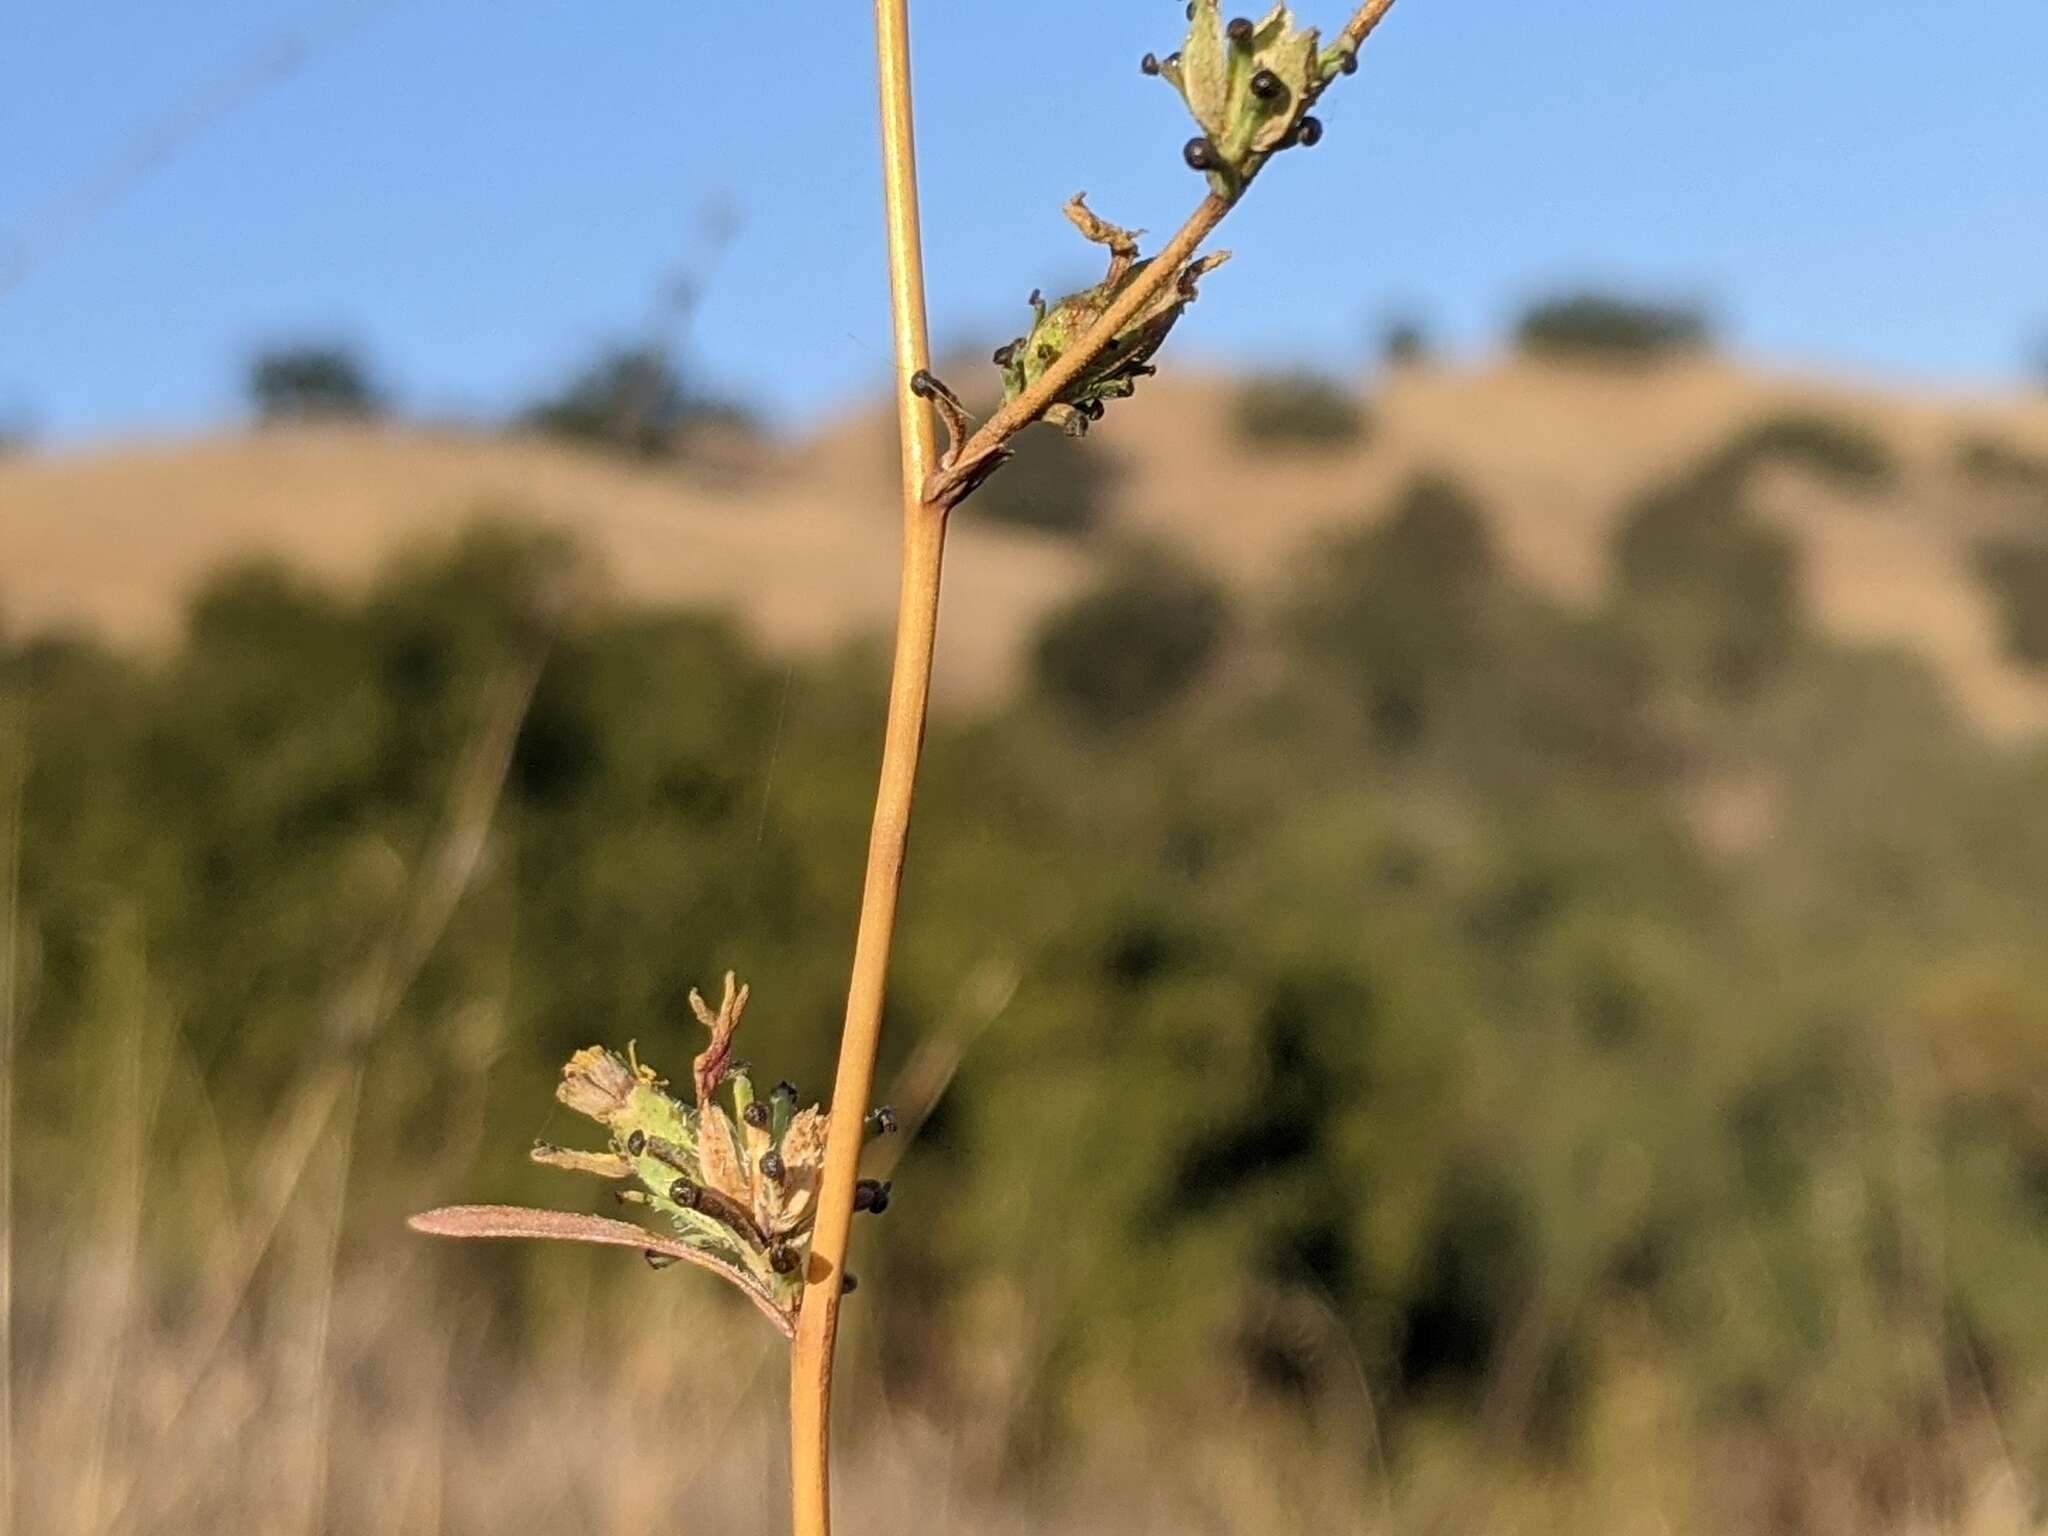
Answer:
xmin=689 ymin=970 xmax=749 ymax=1106
xmin=1150 ymin=2 xmax=1357 ymax=197
xmin=412 ymin=974 xmax=884 ymax=1339
xmin=992 ymin=194 xmax=1228 ymax=437
xmin=555 ymin=1045 xmax=637 ymax=1121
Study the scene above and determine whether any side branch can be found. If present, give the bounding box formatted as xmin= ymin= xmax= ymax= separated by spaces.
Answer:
xmin=1336 ymin=0 xmax=1400 ymax=57
xmin=926 ymin=192 xmax=1231 ymax=506
xmin=924 ymin=0 xmax=1399 ymax=509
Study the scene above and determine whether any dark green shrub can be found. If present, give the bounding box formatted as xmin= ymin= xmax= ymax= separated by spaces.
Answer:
xmin=1973 ymin=538 xmax=2048 ymax=665
xmin=1291 ymin=473 xmax=1497 ymax=746
xmin=248 ymin=343 xmax=384 ymax=423
xmin=1613 ymin=456 xmax=1800 ymax=698
xmin=1373 ymin=474 xmax=1496 ymax=586
xmin=522 ymin=343 xmax=751 ymax=459
xmin=1514 ymin=292 xmax=1709 ymax=364
xmin=1233 ymin=371 xmax=1369 ymax=450
xmin=0 ymin=406 xmax=31 ymax=454
xmin=1381 ymin=316 xmax=1429 ymax=368
xmin=1031 ymin=550 xmax=1230 ymax=727
xmin=973 ymin=422 xmax=1117 ymax=534
xmin=1956 ymin=433 xmax=2048 ymax=499
xmin=1718 ymin=410 xmax=1897 ymax=493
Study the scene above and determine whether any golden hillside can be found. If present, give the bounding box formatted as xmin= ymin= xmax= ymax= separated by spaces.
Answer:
xmin=5 ymin=358 xmax=2047 ymax=730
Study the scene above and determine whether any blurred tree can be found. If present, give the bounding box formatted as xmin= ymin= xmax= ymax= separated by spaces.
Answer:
xmin=248 ymin=342 xmax=385 ymax=423
xmin=523 ymin=344 xmax=685 ymax=458
xmin=1233 ymin=371 xmax=1370 ymax=450
xmin=1956 ymin=432 xmax=2048 ymax=500
xmin=1292 ymin=472 xmax=1498 ymax=748
xmin=1717 ymin=409 xmax=1898 ymax=494
xmin=1381 ymin=315 xmax=1429 ymax=368
xmin=1515 ymin=291 xmax=1710 ymax=364
xmin=1613 ymin=456 xmax=1800 ymax=699
xmin=522 ymin=343 xmax=751 ymax=460
xmin=1031 ymin=548 xmax=1230 ymax=728
xmin=971 ymin=421 xmax=1118 ymax=534
xmin=1973 ymin=537 xmax=2048 ymax=665
xmin=0 ymin=402 xmax=32 ymax=453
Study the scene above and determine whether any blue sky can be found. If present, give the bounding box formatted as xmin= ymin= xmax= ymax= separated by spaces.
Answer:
xmin=3 ymin=1 xmax=2043 ymax=445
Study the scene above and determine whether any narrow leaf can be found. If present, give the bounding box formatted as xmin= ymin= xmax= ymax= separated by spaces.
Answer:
xmin=408 ymin=1204 xmax=794 ymax=1338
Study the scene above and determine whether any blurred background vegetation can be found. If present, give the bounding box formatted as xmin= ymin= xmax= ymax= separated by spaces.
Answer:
xmin=10 ymin=0 xmax=2048 ymax=1520
xmin=6 ymin=282 xmax=2048 ymax=1534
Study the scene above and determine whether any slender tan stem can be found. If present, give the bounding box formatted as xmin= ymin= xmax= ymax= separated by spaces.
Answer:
xmin=789 ymin=4 xmax=1401 ymax=1529
xmin=788 ymin=2 xmax=942 ymax=1533
xmin=928 ymin=0 xmax=1400 ymax=507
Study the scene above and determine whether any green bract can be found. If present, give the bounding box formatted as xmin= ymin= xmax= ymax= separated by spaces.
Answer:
xmin=994 ymin=194 xmax=1228 ymax=437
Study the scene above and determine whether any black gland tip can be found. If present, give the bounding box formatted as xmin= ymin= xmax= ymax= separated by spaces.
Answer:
xmin=841 ymin=1272 xmax=859 ymax=1295
xmin=1296 ymin=115 xmax=1324 ymax=147
xmin=773 ymin=1079 xmax=799 ymax=1100
xmin=992 ymin=341 xmax=1018 ymax=367
xmin=1227 ymin=17 xmax=1254 ymax=44
xmin=867 ymin=1105 xmax=899 ymax=1135
xmin=742 ymin=1101 xmax=771 ymax=1130
xmin=1140 ymin=52 xmax=1161 ymax=76
xmin=1183 ymin=136 xmax=1218 ymax=171
xmin=1250 ymin=68 xmax=1284 ymax=101
xmin=769 ymin=1244 xmax=800 ymax=1275
xmin=643 ymin=1250 xmax=678 ymax=1271
xmin=856 ymin=1178 xmax=892 ymax=1215
xmin=668 ymin=1178 xmax=699 ymax=1209
xmin=1340 ymin=48 xmax=1359 ymax=75
xmin=625 ymin=1130 xmax=647 ymax=1156
xmin=909 ymin=369 xmax=939 ymax=399
xmin=760 ymin=1149 xmax=786 ymax=1183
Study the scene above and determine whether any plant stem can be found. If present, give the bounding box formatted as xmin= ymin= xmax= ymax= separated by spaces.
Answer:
xmin=1339 ymin=0 xmax=1401 ymax=51
xmin=788 ymin=1 xmax=941 ymax=1533
xmin=790 ymin=3 xmax=1402 ymax=1528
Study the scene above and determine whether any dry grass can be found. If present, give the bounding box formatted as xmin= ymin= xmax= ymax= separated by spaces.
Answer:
xmin=6 ymin=801 xmax=2035 ymax=1535
xmin=6 ymin=1229 xmax=2042 ymax=1536
xmin=0 ymin=905 xmax=2038 ymax=1535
